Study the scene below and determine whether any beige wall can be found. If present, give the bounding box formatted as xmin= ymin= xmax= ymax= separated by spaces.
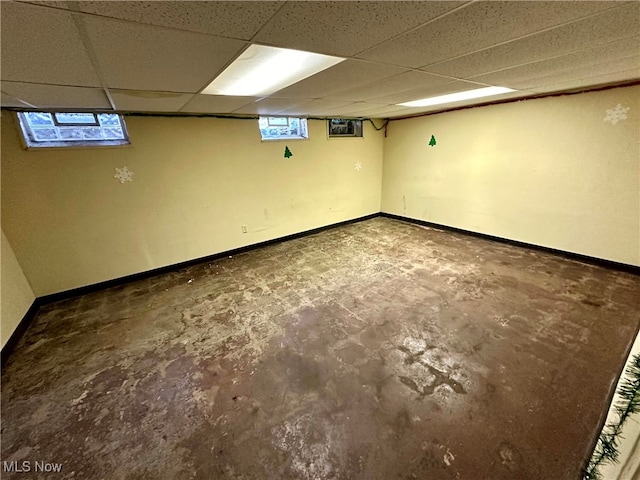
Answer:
xmin=382 ymin=85 xmax=640 ymax=266
xmin=1 ymin=116 xmax=383 ymax=296
xmin=1 ymin=230 xmax=35 ymax=348
xmin=3 ymin=85 xmax=638 ymax=301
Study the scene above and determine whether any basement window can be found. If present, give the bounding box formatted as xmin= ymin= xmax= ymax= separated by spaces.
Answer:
xmin=16 ymin=112 xmax=130 ymax=148
xmin=259 ymin=117 xmax=308 ymax=141
xmin=328 ymin=118 xmax=362 ymax=138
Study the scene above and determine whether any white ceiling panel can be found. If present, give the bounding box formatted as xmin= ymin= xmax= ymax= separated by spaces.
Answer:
xmin=502 ymin=56 xmax=640 ymax=91
xmin=2 ymin=1 xmax=638 ymax=117
xmin=1 ymin=90 xmax=36 ymax=108
xmin=111 ymin=90 xmax=193 ymax=112
xmin=357 ymin=1 xmax=623 ymax=68
xmin=368 ymin=90 xmax=532 ymax=119
xmin=1 ymin=81 xmax=111 ymax=109
xmin=528 ymin=69 xmax=640 ymax=95
xmin=67 ymin=1 xmax=284 ymax=40
xmin=308 ymin=104 xmax=365 ymax=118
xmin=329 ymin=71 xmax=458 ymax=102
xmin=180 ymin=95 xmax=258 ymax=114
xmin=1 ymin=2 xmax=100 ymax=86
xmin=80 ymin=14 xmax=247 ymax=92
xmin=232 ymin=97 xmax=315 ymax=115
xmin=395 ymin=90 xmax=533 ymax=116
xmin=425 ymin=4 xmax=640 ymax=79
xmin=338 ymin=103 xmax=414 ymax=118
xmin=468 ymin=36 xmax=640 ymax=88
xmin=278 ymin=98 xmax=358 ymax=117
xmin=271 ymin=60 xmax=409 ymax=99
xmin=15 ymin=1 xmax=67 ymax=5
xmin=253 ymin=1 xmax=467 ymax=57
xmin=366 ymin=80 xmax=489 ymax=105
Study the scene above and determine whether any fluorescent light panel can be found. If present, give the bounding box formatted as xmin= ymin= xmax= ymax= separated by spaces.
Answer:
xmin=398 ymin=86 xmax=516 ymax=107
xmin=202 ymin=45 xmax=345 ymax=97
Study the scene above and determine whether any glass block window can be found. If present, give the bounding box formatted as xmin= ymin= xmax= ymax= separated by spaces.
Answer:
xmin=16 ymin=112 xmax=130 ymax=148
xmin=258 ymin=117 xmax=308 ymax=141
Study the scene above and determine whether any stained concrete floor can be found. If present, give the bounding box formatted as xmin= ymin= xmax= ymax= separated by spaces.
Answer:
xmin=2 ymin=217 xmax=640 ymax=480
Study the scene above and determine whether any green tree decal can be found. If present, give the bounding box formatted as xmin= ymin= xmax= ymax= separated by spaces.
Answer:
xmin=429 ymin=135 xmax=436 ymax=147
xmin=284 ymin=146 xmax=293 ymax=158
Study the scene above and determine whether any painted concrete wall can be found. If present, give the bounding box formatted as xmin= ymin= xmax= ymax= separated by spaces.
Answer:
xmin=382 ymin=85 xmax=640 ymax=266
xmin=2 ymin=85 xmax=638 ymax=326
xmin=1 ymin=230 xmax=35 ymax=348
xmin=1 ymin=116 xmax=383 ymax=296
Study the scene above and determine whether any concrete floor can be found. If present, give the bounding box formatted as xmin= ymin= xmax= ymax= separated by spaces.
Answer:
xmin=2 ymin=217 xmax=639 ymax=480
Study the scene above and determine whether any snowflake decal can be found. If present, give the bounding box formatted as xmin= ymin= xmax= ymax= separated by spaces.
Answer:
xmin=604 ymin=104 xmax=630 ymax=125
xmin=114 ymin=166 xmax=134 ymax=183
xmin=354 ymin=161 xmax=362 ymax=172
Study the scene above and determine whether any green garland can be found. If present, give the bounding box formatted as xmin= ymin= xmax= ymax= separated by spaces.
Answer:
xmin=584 ymin=353 xmax=640 ymax=480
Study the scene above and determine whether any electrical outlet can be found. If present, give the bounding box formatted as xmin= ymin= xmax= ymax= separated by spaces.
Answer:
xmin=241 ymin=225 xmax=248 ymax=233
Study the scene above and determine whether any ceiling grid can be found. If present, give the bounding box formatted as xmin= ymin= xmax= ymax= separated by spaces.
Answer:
xmin=1 ymin=0 xmax=638 ymax=117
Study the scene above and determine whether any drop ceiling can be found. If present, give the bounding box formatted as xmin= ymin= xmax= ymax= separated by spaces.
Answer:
xmin=1 ymin=0 xmax=638 ymax=118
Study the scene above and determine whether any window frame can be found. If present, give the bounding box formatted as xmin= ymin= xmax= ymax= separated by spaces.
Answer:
xmin=258 ymin=116 xmax=308 ymax=141
xmin=15 ymin=111 xmax=131 ymax=149
xmin=51 ymin=112 xmax=100 ymax=127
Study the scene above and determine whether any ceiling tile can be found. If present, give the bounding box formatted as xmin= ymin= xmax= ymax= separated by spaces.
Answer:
xmin=1 ymin=89 xmax=36 ymax=108
xmin=110 ymin=90 xmax=193 ymax=112
xmin=1 ymin=82 xmax=111 ymax=109
xmin=528 ymin=69 xmax=640 ymax=94
xmin=69 ymin=1 xmax=284 ymax=40
xmin=278 ymin=98 xmax=358 ymax=117
xmin=15 ymin=1 xmax=70 ymax=8
xmin=367 ymin=80 xmax=489 ymax=105
xmin=425 ymin=5 xmax=640 ymax=79
xmin=501 ymin=56 xmax=640 ymax=90
xmin=3 ymin=1 xmax=637 ymax=116
xmin=357 ymin=1 xmax=624 ymax=68
xmin=81 ymin=15 xmax=247 ymax=92
xmin=0 ymin=2 xmax=101 ymax=86
xmin=232 ymin=97 xmax=313 ymax=115
xmin=380 ymin=90 xmax=532 ymax=118
xmin=308 ymin=104 xmax=364 ymax=117
xmin=328 ymin=71 xmax=457 ymax=102
xmin=254 ymin=1 xmax=466 ymax=57
xmin=273 ymin=60 xmax=409 ymax=99
xmin=180 ymin=95 xmax=259 ymax=114
xmin=467 ymin=36 xmax=640 ymax=88
xmin=338 ymin=103 xmax=413 ymax=118
xmin=383 ymin=109 xmax=425 ymax=119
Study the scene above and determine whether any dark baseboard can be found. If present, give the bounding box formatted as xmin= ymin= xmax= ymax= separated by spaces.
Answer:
xmin=1 ymin=299 xmax=41 ymax=368
xmin=1 ymin=213 xmax=379 ymax=365
xmin=380 ymin=212 xmax=640 ymax=276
